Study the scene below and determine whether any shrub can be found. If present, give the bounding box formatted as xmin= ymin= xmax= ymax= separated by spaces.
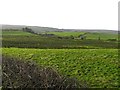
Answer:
xmin=2 ymin=56 xmax=87 ymax=89
xmin=107 ymin=39 xmax=117 ymax=41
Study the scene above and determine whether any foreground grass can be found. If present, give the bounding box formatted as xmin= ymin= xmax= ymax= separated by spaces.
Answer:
xmin=2 ymin=48 xmax=119 ymax=88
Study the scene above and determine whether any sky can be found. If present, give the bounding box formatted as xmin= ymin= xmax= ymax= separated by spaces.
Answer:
xmin=0 ymin=0 xmax=119 ymax=30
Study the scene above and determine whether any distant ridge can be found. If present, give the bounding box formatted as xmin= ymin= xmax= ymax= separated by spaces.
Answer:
xmin=1 ymin=24 xmax=60 ymax=33
xmin=1 ymin=24 xmax=118 ymax=34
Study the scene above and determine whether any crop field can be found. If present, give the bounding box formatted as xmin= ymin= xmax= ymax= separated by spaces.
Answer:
xmin=2 ymin=48 xmax=119 ymax=88
xmin=3 ymin=30 xmax=118 ymax=40
xmin=2 ymin=29 xmax=119 ymax=88
xmin=2 ymin=31 xmax=118 ymax=49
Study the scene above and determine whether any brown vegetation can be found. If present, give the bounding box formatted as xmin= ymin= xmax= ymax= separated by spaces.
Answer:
xmin=2 ymin=56 xmax=87 ymax=89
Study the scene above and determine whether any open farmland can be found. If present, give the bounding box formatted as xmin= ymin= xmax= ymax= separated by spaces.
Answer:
xmin=2 ymin=28 xmax=119 ymax=88
xmin=2 ymin=30 xmax=118 ymax=39
xmin=2 ymin=48 xmax=119 ymax=88
xmin=46 ymin=31 xmax=118 ymax=40
xmin=2 ymin=30 xmax=118 ymax=49
xmin=45 ymin=31 xmax=85 ymax=37
xmin=2 ymin=30 xmax=34 ymax=36
xmin=85 ymin=33 xmax=118 ymax=40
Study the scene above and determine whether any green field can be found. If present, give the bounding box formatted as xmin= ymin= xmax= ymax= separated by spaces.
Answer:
xmin=2 ymin=30 xmax=119 ymax=88
xmin=2 ymin=30 xmax=34 ymax=36
xmin=3 ymin=30 xmax=118 ymax=40
xmin=2 ymin=31 xmax=118 ymax=49
xmin=86 ymin=33 xmax=118 ymax=40
xmin=2 ymin=48 xmax=119 ymax=88
xmin=46 ymin=31 xmax=85 ymax=37
xmin=46 ymin=31 xmax=118 ymax=40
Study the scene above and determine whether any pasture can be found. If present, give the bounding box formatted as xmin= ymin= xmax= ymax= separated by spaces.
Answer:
xmin=45 ymin=31 xmax=85 ymax=37
xmin=2 ymin=30 xmax=33 ymax=36
xmin=46 ymin=31 xmax=118 ymax=40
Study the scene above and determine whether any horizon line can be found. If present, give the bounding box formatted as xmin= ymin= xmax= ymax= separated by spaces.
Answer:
xmin=1 ymin=24 xmax=118 ymax=31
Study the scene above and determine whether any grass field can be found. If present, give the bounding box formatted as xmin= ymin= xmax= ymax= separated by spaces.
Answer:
xmin=45 ymin=31 xmax=85 ymax=37
xmin=3 ymin=30 xmax=118 ymax=40
xmin=46 ymin=31 xmax=118 ymax=40
xmin=86 ymin=33 xmax=118 ymax=40
xmin=2 ymin=31 xmax=118 ymax=49
xmin=2 ymin=31 xmax=34 ymax=36
xmin=2 ymin=48 xmax=119 ymax=88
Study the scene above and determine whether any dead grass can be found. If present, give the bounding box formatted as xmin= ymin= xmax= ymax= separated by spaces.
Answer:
xmin=2 ymin=55 xmax=87 ymax=89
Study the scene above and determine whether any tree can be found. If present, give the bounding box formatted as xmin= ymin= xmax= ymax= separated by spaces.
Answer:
xmin=70 ymin=35 xmax=74 ymax=39
xmin=98 ymin=35 xmax=101 ymax=40
xmin=22 ymin=27 xmax=34 ymax=33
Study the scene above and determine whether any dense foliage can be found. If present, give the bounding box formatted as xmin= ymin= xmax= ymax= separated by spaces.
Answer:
xmin=3 ymin=48 xmax=119 ymax=88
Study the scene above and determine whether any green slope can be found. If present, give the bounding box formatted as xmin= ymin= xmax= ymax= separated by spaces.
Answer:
xmin=2 ymin=31 xmax=34 ymax=36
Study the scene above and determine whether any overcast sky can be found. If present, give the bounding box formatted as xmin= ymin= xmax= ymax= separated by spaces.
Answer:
xmin=0 ymin=0 xmax=119 ymax=30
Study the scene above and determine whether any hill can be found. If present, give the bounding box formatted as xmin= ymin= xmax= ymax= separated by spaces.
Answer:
xmin=2 ymin=24 xmax=60 ymax=33
xmin=1 ymin=24 xmax=118 ymax=34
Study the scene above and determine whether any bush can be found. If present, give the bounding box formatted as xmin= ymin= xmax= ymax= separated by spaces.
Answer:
xmin=107 ymin=39 xmax=117 ymax=41
xmin=2 ymin=56 xmax=87 ymax=89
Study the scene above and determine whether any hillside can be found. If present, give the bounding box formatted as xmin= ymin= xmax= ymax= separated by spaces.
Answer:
xmin=2 ymin=30 xmax=118 ymax=49
xmin=1 ymin=24 xmax=118 ymax=34
xmin=2 ymin=24 xmax=60 ymax=33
